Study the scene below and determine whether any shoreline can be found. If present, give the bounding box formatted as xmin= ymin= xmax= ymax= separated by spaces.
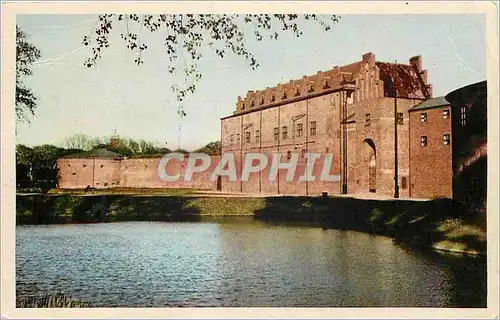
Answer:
xmin=16 ymin=192 xmax=486 ymax=256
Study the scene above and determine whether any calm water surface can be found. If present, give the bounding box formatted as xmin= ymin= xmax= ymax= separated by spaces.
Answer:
xmin=16 ymin=219 xmax=486 ymax=307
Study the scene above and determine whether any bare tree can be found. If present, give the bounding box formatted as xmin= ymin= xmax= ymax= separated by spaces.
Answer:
xmin=62 ymin=134 xmax=98 ymax=150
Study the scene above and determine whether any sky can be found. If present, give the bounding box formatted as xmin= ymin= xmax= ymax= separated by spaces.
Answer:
xmin=15 ymin=14 xmax=486 ymax=150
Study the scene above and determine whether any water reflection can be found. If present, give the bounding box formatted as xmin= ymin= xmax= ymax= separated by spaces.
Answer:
xmin=16 ymin=220 xmax=486 ymax=307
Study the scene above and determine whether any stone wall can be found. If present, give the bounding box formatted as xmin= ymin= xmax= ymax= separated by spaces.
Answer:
xmin=57 ymin=158 xmax=121 ymax=189
xmin=57 ymin=156 xmax=221 ymax=190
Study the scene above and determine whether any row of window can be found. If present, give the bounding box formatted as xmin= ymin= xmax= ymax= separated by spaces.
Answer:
xmin=365 ymin=113 xmax=404 ymax=126
xmin=284 ymin=147 xmax=332 ymax=160
xmin=363 ymin=109 xmax=451 ymax=127
xmin=274 ymin=123 xmax=315 ymax=140
xmin=229 ymin=121 xmax=318 ymax=145
xmin=420 ymin=109 xmax=450 ymax=123
xmin=420 ymin=133 xmax=451 ymax=147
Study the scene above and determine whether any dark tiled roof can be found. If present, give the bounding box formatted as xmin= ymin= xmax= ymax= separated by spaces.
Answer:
xmin=409 ymin=96 xmax=450 ymax=111
xmin=63 ymin=148 xmax=123 ymax=159
xmin=445 ymin=80 xmax=487 ymax=105
xmin=376 ymin=62 xmax=428 ymax=99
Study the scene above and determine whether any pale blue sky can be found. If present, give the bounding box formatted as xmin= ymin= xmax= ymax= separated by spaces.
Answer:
xmin=16 ymin=14 xmax=485 ymax=150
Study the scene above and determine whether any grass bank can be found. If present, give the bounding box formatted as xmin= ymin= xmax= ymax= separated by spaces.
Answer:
xmin=16 ymin=194 xmax=265 ymax=224
xmin=16 ymin=193 xmax=486 ymax=255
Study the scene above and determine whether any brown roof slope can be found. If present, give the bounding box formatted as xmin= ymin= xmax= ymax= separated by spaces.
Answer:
xmin=376 ymin=62 xmax=428 ymax=99
xmin=340 ymin=61 xmax=362 ymax=74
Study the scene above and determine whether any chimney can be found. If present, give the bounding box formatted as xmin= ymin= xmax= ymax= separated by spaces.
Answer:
xmin=237 ymin=96 xmax=243 ymax=110
xmin=426 ymin=84 xmax=433 ymax=98
xmin=362 ymin=52 xmax=376 ymax=65
xmin=410 ymin=55 xmax=422 ymax=72
xmin=420 ymin=70 xmax=428 ymax=84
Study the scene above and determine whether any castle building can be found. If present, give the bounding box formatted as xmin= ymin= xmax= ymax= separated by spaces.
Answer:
xmin=56 ymin=52 xmax=486 ymax=203
xmin=220 ymin=52 xmax=435 ymax=197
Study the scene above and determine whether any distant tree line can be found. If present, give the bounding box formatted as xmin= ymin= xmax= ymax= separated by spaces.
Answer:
xmin=16 ymin=134 xmax=221 ymax=191
xmin=62 ymin=134 xmax=170 ymax=157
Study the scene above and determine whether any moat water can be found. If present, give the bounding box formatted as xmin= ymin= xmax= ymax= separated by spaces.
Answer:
xmin=16 ymin=219 xmax=486 ymax=307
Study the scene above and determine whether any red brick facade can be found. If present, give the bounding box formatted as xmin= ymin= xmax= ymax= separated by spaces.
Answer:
xmin=58 ymin=158 xmax=122 ymax=189
xmin=57 ymin=156 xmax=221 ymax=191
xmin=221 ymin=52 xmax=433 ymax=197
xmin=408 ymin=100 xmax=453 ymax=198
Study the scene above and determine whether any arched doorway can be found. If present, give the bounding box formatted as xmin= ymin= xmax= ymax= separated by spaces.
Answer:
xmin=363 ymin=139 xmax=377 ymax=193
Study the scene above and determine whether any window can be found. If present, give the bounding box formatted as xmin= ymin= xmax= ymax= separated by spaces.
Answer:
xmin=297 ymin=123 xmax=303 ymax=137
xmin=421 ymin=136 xmax=427 ymax=147
xmin=282 ymin=92 xmax=287 ymax=100
xmin=323 ymin=80 xmax=331 ymax=89
xmin=274 ymin=127 xmax=279 ymax=140
xmin=282 ymin=126 xmax=288 ymax=139
xmin=68 ymin=164 xmax=71 ymax=167
xmin=308 ymin=85 xmax=314 ymax=93
xmin=365 ymin=113 xmax=371 ymax=126
xmin=295 ymin=88 xmax=301 ymax=97
xmin=83 ymin=164 xmax=86 ymax=167
xmin=241 ymin=103 xmax=245 ymax=110
xmin=301 ymin=149 xmax=306 ymax=158
xmin=236 ymin=133 xmax=240 ymax=144
xmin=310 ymin=121 xmax=317 ymax=135
xmin=245 ymin=131 xmax=251 ymax=143
xmin=250 ymin=100 xmax=254 ymax=107
xmin=420 ymin=113 xmax=427 ymax=122
xmin=460 ymin=106 xmax=467 ymax=127
xmin=287 ymin=151 xmax=292 ymax=159
xmin=230 ymin=134 xmax=234 ymax=145
xmin=347 ymin=93 xmax=354 ymax=104
xmin=401 ymin=176 xmax=408 ymax=190
xmin=271 ymin=95 xmax=275 ymax=102
xmin=443 ymin=133 xmax=451 ymax=146
xmin=397 ymin=112 xmax=404 ymax=125
xmin=100 ymin=165 xmax=104 ymax=168
xmin=443 ymin=109 xmax=450 ymax=119
xmin=260 ymin=97 xmax=265 ymax=105
xmin=255 ymin=130 xmax=260 ymax=143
